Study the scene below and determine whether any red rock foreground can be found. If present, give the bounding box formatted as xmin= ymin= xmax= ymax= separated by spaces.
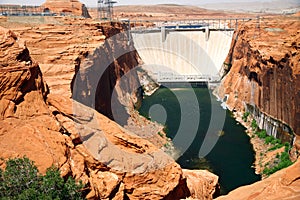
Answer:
xmin=0 ymin=17 xmax=218 ymax=199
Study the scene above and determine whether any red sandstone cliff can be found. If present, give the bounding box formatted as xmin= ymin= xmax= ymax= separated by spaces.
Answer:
xmin=0 ymin=27 xmax=65 ymax=174
xmin=215 ymin=14 xmax=300 ymax=200
xmin=218 ymin=15 xmax=300 ymax=137
xmin=0 ymin=25 xmax=182 ymax=199
xmin=42 ymin=0 xmax=91 ymax=18
xmin=0 ymin=18 xmax=218 ymax=199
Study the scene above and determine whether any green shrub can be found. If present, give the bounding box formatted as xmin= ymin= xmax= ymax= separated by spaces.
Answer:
xmin=242 ymin=111 xmax=250 ymax=122
xmin=0 ymin=157 xmax=84 ymax=200
xmin=257 ymin=130 xmax=267 ymax=139
xmin=263 ymin=150 xmax=293 ymax=176
xmin=268 ymin=143 xmax=284 ymax=151
xmin=280 ymin=152 xmax=290 ymax=161
xmin=251 ymin=119 xmax=258 ymax=131
xmin=157 ymin=132 xmax=164 ymax=137
xmin=284 ymin=142 xmax=290 ymax=152
xmin=164 ymin=143 xmax=170 ymax=148
xmin=265 ymin=136 xmax=275 ymax=144
xmin=270 ymin=138 xmax=281 ymax=145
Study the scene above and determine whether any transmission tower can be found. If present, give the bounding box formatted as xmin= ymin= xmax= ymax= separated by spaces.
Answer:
xmin=97 ymin=0 xmax=117 ymax=21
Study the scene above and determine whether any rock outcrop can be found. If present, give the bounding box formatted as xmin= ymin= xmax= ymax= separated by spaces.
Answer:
xmin=42 ymin=0 xmax=91 ymax=18
xmin=0 ymin=18 xmax=218 ymax=199
xmin=0 ymin=27 xmax=66 ymax=173
xmin=0 ymin=25 xmax=186 ymax=199
xmin=9 ymin=16 xmax=168 ymax=146
xmin=218 ymin=16 xmax=300 ymax=138
xmin=216 ymin=158 xmax=300 ymax=200
xmin=183 ymin=169 xmax=219 ymax=200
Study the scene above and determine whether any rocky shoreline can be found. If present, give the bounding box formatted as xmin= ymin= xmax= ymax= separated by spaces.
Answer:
xmin=214 ymin=85 xmax=292 ymax=179
xmin=231 ymin=111 xmax=282 ymax=177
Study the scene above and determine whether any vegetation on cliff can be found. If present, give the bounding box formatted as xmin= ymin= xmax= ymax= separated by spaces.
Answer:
xmin=249 ymin=118 xmax=294 ymax=176
xmin=0 ymin=157 xmax=84 ymax=200
xmin=262 ymin=151 xmax=293 ymax=176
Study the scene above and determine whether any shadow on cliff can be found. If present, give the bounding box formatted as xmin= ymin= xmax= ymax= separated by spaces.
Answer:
xmin=71 ymin=31 xmax=142 ymax=126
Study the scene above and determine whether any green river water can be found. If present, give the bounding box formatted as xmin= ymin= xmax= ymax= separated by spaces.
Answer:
xmin=138 ymin=85 xmax=261 ymax=194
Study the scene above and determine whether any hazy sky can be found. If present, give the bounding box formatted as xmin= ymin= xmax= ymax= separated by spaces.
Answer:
xmin=0 ymin=0 xmax=274 ymax=7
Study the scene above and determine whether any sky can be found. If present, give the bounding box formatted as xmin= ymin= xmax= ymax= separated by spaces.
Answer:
xmin=0 ymin=0 xmax=274 ymax=7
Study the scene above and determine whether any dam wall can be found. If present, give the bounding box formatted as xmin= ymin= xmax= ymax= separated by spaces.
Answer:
xmin=131 ymin=30 xmax=234 ymax=80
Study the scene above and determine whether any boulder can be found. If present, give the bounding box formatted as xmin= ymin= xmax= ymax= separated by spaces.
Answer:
xmin=183 ymin=169 xmax=219 ymax=200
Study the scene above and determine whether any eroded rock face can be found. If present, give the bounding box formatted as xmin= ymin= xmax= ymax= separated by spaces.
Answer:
xmin=216 ymin=158 xmax=300 ymax=200
xmin=0 ymin=27 xmax=66 ymax=173
xmin=0 ymin=24 xmax=190 ymax=199
xmin=218 ymin=16 xmax=300 ymax=137
xmin=42 ymin=0 xmax=91 ymax=18
xmin=12 ymin=18 xmax=142 ymax=126
xmin=216 ymin=15 xmax=300 ymax=200
xmin=8 ymin=17 xmax=166 ymax=147
xmin=183 ymin=169 xmax=219 ymax=200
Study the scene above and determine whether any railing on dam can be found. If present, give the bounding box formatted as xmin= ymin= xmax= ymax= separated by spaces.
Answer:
xmin=129 ymin=18 xmax=254 ymax=32
xmin=157 ymin=72 xmax=220 ymax=83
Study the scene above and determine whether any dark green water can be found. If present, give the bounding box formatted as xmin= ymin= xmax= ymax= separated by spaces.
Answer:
xmin=138 ymin=85 xmax=261 ymax=194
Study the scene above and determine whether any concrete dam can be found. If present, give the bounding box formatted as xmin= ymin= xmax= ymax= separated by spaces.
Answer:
xmin=131 ymin=25 xmax=234 ymax=83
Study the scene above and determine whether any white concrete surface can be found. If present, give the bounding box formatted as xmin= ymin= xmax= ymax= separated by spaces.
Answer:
xmin=132 ymin=30 xmax=234 ymax=80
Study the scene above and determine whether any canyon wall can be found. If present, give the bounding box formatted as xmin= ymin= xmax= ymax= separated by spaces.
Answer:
xmin=215 ymin=14 xmax=300 ymax=200
xmin=217 ymin=16 xmax=300 ymax=141
xmin=11 ymin=17 xmax=141 ymax=125
xmin=0 ymin=21 xmax=181 ymax=200
xmin=0 ymin=16 xmax=219 ymax=199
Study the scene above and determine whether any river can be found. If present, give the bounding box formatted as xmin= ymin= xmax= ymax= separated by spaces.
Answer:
xmin=138 ymin=85 xmax=261 ymax=194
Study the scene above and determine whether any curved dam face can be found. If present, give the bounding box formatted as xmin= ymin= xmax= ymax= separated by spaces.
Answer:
xmin=131 ymin=30 xmax=234 ymax=80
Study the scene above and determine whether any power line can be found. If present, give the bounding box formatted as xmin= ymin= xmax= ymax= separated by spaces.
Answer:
xmin=97 ymin=0 xmax=117 ymax=21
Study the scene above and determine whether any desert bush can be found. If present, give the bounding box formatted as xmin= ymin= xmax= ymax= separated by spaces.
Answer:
xmin=263 ymin=150 xmax=293 ymax=176
xmin=256 ymin=130 xmax=267 ymax=139
xmin=0 ymin=157 xmax=84 ymax=200
xmin=251 ymin=119 xmax=258 ymax=131
xmin=242 ymin=111 xmax=250 ymax=122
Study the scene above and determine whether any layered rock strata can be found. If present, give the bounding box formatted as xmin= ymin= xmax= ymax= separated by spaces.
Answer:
xmin=0 ymin=25 xmax=184 ymax=199
xmin=216 ymin=14 xmax=300 ymax=200
xmin=7 ymin=17 xmax=166 ymax=146
xmin=218 ymin=16 xmax=300 ymax=141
